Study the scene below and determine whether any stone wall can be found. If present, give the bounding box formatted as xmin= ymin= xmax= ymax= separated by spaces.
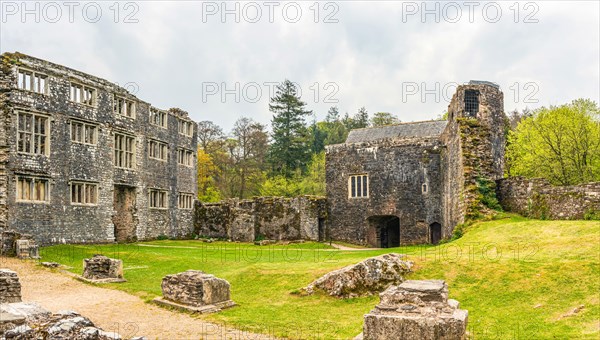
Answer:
xmin=326 ymin=138 xmax=445 ymax=246
xmin=0 ymin=52 xmax=197 ymax=245
xmin=0 ymin=269 xmax=21 ymax=303
xmin=194 ymin=196 xmax=327 ymax=242
xmin=497 ymin=177 xmax=600 ymax=220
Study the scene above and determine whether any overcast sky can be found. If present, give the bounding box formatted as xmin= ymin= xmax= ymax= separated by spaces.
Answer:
xmin=1 ymin=1 xmax=599 ymax=132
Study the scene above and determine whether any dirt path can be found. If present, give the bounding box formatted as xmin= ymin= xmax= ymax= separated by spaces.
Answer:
xmin=2 ymin=257 xmax=270 ymax=340
xmin=329 ymin=243 xmax=377 ymax=251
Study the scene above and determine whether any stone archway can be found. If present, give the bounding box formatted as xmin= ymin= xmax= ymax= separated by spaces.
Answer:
xmin=367 ymin=216 xmax=400 ymax=248
xmin=113 ymin=185 xmax=138 ymax=242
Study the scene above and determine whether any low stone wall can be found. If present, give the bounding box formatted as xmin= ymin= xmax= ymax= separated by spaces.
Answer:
xmin=195 ymin=196 xmax=327 ymax=242
xmin=0 ymin=230 xmax=35 ymax=257
xmin=496 ymin=177 xmax=600 ymax=220
xmin=0 ymin=269 xmax=21 ymax=303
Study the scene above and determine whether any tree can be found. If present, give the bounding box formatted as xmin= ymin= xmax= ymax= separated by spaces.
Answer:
xmin=506 ymin=99 xmax=600 ymax=185
xmin=268 ymin=80 xmax=312 ymax=177
xmin=229 ymin=117 xmax=269 ymax=198
xmin=325 ymin=106 xmax=340 ymax=122
xmin=197 ymin=148 xmax=221 ymax=202
xmin=197 ymin=121 xmax=225 ymax=155
xmin=320 ymin=106 xmax=348 ymax=145
xmin=308 ymin=116 xmax=328 ymax=154
xmin=342 ymin=107 xmax=370 ymax=130
xmin=299 ymin=152 xmax=326 ymax=195
xmin=371 ymin=112 xmax=400 ymax=127
xmin=507 ymin=107 xmax=532 ymax=130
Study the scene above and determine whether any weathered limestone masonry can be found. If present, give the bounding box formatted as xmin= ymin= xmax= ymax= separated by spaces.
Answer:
xmin=195 ymin=196 xmax=327 ymax=242
xmin=326 ymin=133 xmax=446 ymax=247
xmin=444 ymin=83 xmax=507 ymax=221
xmin=302 ymin=253 xmax=413 ymax=298
xmin=0 ymin=52 xmax=198 ymax=245
xmin=0 ymin=269 xmax=21 ymax=303
xmin=326 ymin=82 xmax=507 ymax=247
xmin=82 ymin=254 xmax=125 ymax=282
xmin=360 ymin=280 xmax=468 ymax=340
xmin=154 ymin=270 xmax=236 ymax=313
xmin=497 ymin=177 xmax=600 ymax=220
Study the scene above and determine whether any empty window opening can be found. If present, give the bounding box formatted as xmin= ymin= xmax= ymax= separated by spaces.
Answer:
xmin=349 ymin=174 xmax=369 ymax=198
xmin=149 ymin=189 xmax=168 ymax=209
xmin=178 ymin=193 xmax=194 ymax=209
xmin=178 ymin=119 xmax=193 ymax=137
xmin=17 ymin=112 xmax=49 ymax=155
xmin=70 ymin=83 xmax=96 ymax=106
xmin=422 ymin=183 xmax=428 ymax=194
xmin=149 ymin=140 xmax=168 ymax=161
xmin=114 ymin=133 xmax=135 ymax=169
xmin=71 ymin=182 xmax=98 ymax=205
xmin=70 ymin=121 xmax=97 ymax=145
xmin=150 ymin=108 xmax=168 ymax=128
xmin=177 ymin=148 xmax=194 ymax=167
xmin=113 ymin=95 xmax=136 ymax=118
xmin=17 ymin=69 xmax=47 ymax=94
xmin=16 ymin=176 xmax=49 ymax=203
xmin=464 ymin=90 xmax=479 ymax=116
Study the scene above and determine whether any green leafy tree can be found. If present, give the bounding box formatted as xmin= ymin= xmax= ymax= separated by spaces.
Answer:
xmin=371 ymin=112 xmax=400 ymax=126
xmin=342 ymin=107 xmax=370 ymax=130
xmin=268 ymin=80 xmax=312 ymax=177
xmin=506 ymin=99 xmax=600 ymax=185
xmin=308 ymin=116 xmax=327 ymax=154
xmin=299 ymin=152 xmax=326 ymax=195
xmin=197 ymin=148 xmax=221 ymax=202
xmin=259 ymin=173 xmax=303 ymax=197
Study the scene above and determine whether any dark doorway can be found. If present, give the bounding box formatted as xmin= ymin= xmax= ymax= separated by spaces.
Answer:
xmin=430 ymin=222 xmax=442 ymax=245
xmin=367 ymin=216 xmax=400 ymax=248
xmin=113 ymin=185 xmax=138 ymax=242
xmin=318 ymin=218 xmax=326 ymax=242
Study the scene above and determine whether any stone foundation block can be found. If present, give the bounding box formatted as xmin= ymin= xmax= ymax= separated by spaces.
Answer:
xmin=81 ymin=255 xmax=125 ymax=283
xmin=362 ymin=280 xmax=468 ymax=340
xmin=154 ymin=270 xmax=235 ymax=313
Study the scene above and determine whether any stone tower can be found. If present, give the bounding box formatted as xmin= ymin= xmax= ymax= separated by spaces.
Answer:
xmin=443 ymin=81 xmax=507 ymax=223
xmin=448 ymin=81 xmax=506 ymax=179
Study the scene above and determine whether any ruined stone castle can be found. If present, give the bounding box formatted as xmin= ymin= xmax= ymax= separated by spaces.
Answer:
xmin=0 ymin=53 xmax=198 ymax=244
xmin=326 ymin=82 xmax=507 ymax=247
xmin=1 ymin=53 xmax=596 ymax=248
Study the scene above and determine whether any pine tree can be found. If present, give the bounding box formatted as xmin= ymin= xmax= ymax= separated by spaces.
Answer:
xmin=269 ymin=80 xmax=312 ymax=177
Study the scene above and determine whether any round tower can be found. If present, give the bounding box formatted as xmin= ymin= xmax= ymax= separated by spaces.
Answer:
xmin=447 ymin=81 xmax=507 ymax=180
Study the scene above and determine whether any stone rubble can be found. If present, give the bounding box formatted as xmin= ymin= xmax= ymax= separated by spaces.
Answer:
xmin=0 ymin=270 xmax=143 ymax=339
xmin=302 ymin=253 xmax=413 ymax=298
xmin=1 ymin=309 xmax=144 ymax=340
xmin=360 ymin=280 xmax=468 ymax=340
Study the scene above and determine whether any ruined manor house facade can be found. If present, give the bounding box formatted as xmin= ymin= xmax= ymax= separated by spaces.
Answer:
xmin=0 ymin=53 xmax=198 ymax=244
xmin=7 ymin=53 xmax=573 ymax=249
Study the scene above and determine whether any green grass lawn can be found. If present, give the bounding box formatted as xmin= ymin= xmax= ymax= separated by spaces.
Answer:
xmin=40 ymin=215 xmax=600 ymax=339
